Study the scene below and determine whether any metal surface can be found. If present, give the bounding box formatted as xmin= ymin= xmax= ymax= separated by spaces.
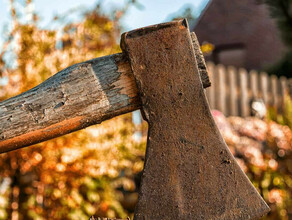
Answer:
xmin=0 ymin=37 xmax=210 ymax=153
xmin=121 ymin=19 xmax=270 ymax=220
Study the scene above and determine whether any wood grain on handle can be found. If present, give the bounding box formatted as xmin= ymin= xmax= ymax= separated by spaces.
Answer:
xmin=0 ymin=54 xmax=139 ymax=153
xmin=0 ymin=33 xmax=209 ymax=153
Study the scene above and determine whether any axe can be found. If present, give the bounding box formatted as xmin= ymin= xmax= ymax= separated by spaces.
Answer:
xmin=0 ymin=19 xmax=269 ymax=219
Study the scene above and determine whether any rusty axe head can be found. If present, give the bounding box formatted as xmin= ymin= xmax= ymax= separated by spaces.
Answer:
xmin=121 ymin=19 xmax=270 ymax=219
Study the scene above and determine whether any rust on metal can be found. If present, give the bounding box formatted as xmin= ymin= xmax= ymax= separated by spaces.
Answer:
xmin=0 ymin=41 xmax=209 ymax=154
xmin=121 ymin=19 xmax=270 ymax=219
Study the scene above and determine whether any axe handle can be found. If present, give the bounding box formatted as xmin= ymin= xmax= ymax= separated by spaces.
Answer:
xmin=0 ymin=35 xmax=209 ymax=153
xmin=0 ymin=54 xmax=139 ymax=153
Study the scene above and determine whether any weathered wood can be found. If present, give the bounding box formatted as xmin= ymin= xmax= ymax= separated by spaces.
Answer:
xmin=280 ymin=76 xmax=288 ymax=97
xmin=260 ymin=72 xmax=269 ymax=105
xmin=271 ymin=75 xmax=278 ymax=109
xmin=205 ymin=62 xmax=215 ymax=109
xmin=280 ymin=76 xmax=288 ymax=111
xmin=239 ymin=68 xmax=249 ymax=117
xmin=250 ymin=70 xmax=259 ymax=99
xmin=204 ymin=62 xmax=291 ymax=116
xmin=0 ymin=36 xmax=210 ymax=153
xmin=190 ymin=32 xmax=211 ymax=88
xmin=227 ymin=66 xmax=238 ymax=116
xmin=0 ymin=54 xmax=139 ymax=153
xmin=216 ymin=64 xmax=227 ymax=115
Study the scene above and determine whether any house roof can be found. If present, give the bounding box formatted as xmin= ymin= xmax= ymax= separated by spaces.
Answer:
xmin=191 ymin=0 xmax=214 ymax=30
xmin=192 ymin=0 xmax=285 ymax=70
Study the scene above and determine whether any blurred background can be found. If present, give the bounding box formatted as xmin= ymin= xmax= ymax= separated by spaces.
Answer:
xmin=0 ymin=0 xmax=291 ymax=219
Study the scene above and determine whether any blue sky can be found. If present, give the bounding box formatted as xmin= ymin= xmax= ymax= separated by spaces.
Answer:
xmin=0 ymin=0 xmax=208 ymax=75
xmin=0 ymin=0 xmax=209 ymax=49
xmin=0 ymin=0 xmax=209 ymax=105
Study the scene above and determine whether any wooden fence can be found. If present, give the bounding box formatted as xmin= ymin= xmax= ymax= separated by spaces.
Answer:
xmin=205 ymin=62 xmax=292 ymax=117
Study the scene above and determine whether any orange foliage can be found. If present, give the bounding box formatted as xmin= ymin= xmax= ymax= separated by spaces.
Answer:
xmin=0 ymin=1 xmax=145 ymax=219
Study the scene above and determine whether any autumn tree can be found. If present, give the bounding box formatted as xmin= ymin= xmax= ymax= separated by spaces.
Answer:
xmin=0 ymin=1 xmax=146 ymax=219
xmin=1 ymin=1 xmax=291 ymax=220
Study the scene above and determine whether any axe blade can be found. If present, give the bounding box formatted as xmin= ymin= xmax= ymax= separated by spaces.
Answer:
xmin=121 ymin=19 xmax=270 ymax=220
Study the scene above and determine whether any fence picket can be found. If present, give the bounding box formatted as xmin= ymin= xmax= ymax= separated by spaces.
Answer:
xmin=260 ymin=72 xmax=269 ymax=105
xmin=216 ymin=65 xmax=227 ymax=115
xmin=227 ymin=66 xmax=238 ymax=116
xmin=205 ymin=63 xmax=290 ymax=117
xmin=271 ymin=75 xmax=279 ymax=109
xmin=280 ymin=76 xmax=288 ymax=97
xmin=206 ymin=62 xmax=215 ymax=109
xmin=279 ymin=76 xmax=288 ymax=113
xmin=250 ymin=70 xmax=258 ymax=99
xmin=239 ymin=68 xmax=249 ymax=117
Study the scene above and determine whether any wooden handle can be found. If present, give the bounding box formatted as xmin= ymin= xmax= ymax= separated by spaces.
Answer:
xmin=0 ymin=33 xmax=209 ymax=153
xmin=0 ymin=54 xmax=140 ymax=152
